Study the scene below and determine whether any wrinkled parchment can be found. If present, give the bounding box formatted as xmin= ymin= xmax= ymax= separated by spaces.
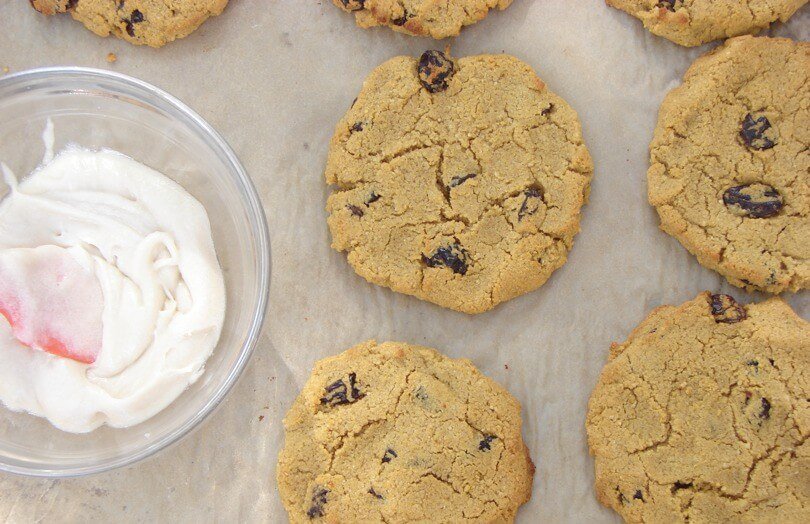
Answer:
xmin=0 ymin=1 xmax=807 ymax=522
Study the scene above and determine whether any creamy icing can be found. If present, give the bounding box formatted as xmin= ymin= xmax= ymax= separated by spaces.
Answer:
xmin=0 ymin=135 xmax=225 ymax=433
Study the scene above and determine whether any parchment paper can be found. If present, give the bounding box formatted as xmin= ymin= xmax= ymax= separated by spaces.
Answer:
xmin=0 ymin=1 xmax=807 ymax=522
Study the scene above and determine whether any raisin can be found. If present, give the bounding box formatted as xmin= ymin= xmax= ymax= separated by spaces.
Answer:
xmin=541 ymin=104 xmax=555 ymax=116
xmin=339 ymin=0 xmax=365 ymax=12
xmin=723 ymin=183 xmax=783 ymax=218
xmin=418 ymin=50 xmax=455 ymax=93
xmin=392 ymin=10 xmax=411 ymax=26
xmin=368 ymin=487 xmax=384 ymax=499
xmin=671 ymin=481 xmax=693 ymax=494
xmin=306 ymin=487 xmax=329 ymax=519
xmin=346 ymin=204 xmax=364 ymax=217
xmin=633 ymin=490 xmax=644 ymax=501
xmin=365 ymin=192 xmax=381 ymax=206
xmin=414 ymin=385 xmax=429 ymax=401
xmin=382 ymin=448 xmax=397 ymax=463
xmin=478 ymin=434 xmax=496 ymax=451
xmin=743 ymin=392 xmax=772 ymax=425
xmin=422 ymin=244 xmax=469 ymax=275
xmin=518 ymin=187 xmax=544 ymax=221
xmin=348 ymin=373 xmax=363 ymax=399
xmin=760 ymin=398 xmax=771 ymax=420
xmin=710 ymin=294 xmax=747 ymax=323
xmin=747 ymin=360 xmax=759 ymax=367
xmin=350 ymin=122 xmax=364 ymax=133
xmin=123 ymin=9 xmax=144 ymax=37
xmin=740 ymin=113 xmax=776 ymax=150
xmin=656 ymin=0 xmax=676 ymax=10
xmin=448 ymin=173 xmax=477 ymax=188
xmin=66 ymin=0 xmax=78 ymax=9
xmin=320 ymin=372 xmax=365 ymax=407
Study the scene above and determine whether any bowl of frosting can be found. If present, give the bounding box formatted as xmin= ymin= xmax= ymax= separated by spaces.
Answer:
xmin=0 ymin=67 xmax=270 ymax=476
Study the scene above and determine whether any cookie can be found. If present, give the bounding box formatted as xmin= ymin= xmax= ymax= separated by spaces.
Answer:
xmin=648 ymin=36 xmax=809 ymax=294
xmin=277 ymin=340 xmax=534 ymax=523
xmin=587 ymin=292 xmax=810 ymax=523
xmin=332 ymin=0 xmax=513 ymax=39
xmin=606 ymin=0 xmax=808 ymax=47
xmin=30 ymin=0 xmax=228 ymax=48
xmin=325 ymin=51 xmax=593 ymax=314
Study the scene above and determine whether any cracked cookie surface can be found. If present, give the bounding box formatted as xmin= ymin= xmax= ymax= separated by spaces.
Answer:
xmin=606 ymin=0 xmax=808 ymax=47
xmin=326 ymin=52 xmax=593 ymax=314
xmin=331 ymin=0 xmax=513 ymax=39
xmin=29 ymin=0 xmax=228 ymax=47
xmin=586 ymin=292 xmax=810 ymax=523
xmin=277 ymin=340 xmax=534 ymax=523
xmin=648 ymin=36 xmax=809 ymax=294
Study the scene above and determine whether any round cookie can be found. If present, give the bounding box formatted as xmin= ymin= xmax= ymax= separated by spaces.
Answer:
xmin=325 ymin=51 xmax=593 ymax=314
xmin=587 ymin=292 xmax=810 ymax=523
xmin=606 ymin=0 xmax=808 ymax=47
xmin=332 ymin=0 xmax=513 ymax=39
xmin=648 ymin=36 xmax=809 ymax=294
xmin=277 ymin=340 xmax=534 ymax=523
xmin=30 ymin=0 xmax=228 ymax=48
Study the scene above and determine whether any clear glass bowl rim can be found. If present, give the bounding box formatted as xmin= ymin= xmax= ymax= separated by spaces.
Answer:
xmin=0 ymin=66 xmax=271 ymax=478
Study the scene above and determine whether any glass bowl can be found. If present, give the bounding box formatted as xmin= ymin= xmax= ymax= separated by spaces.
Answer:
xmin=0 ymin=67 xmax=270 ymax=477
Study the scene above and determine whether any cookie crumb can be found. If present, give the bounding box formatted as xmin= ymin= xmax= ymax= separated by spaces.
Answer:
xmin=106 ymin=53 xmax=117 ymax=63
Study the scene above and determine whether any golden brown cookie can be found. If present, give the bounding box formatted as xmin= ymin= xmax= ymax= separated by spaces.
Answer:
xmin=326 ymin=51 xmax=593 ymax=314
xmin=648 ymin=36 xmax=809 ymax=294
xmin=332 ymin=0 xmax=513 ymax=39
xmin=277 ymin=340 xmax=535 ymax=523
xmin=30 ymin=0 xmax=228 ymax=48
xmin=606 ymin=0 xmax=808 ymax=47
xmin=587 ymin=292 xmax=810 ymax=523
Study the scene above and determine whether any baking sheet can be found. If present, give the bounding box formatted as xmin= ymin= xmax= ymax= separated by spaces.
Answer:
xmin=0 ymin=1 xmax=807 ymax=522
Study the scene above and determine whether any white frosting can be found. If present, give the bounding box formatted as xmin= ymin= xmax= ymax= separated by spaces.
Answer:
xmin=0 ymin=143 xmax=225 ymax=433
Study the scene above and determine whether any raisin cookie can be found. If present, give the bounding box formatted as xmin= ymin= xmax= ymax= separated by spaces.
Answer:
xmin=648 ymin=36 xmax=809 ymax=294
xmin=587 ymin=292 xmax=810 ymax=523
xmin=332 ymin=0 xmax=513 ymax=39
xmin=277 ymin=340 xmax=535 ymax=523
xmin=29 ymin=0 xmax=228 ymax=47
xmin=326 ymin=51 xmax=593 ymax=314
xmin=606 ymin=0 xmax=808 ymax=47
